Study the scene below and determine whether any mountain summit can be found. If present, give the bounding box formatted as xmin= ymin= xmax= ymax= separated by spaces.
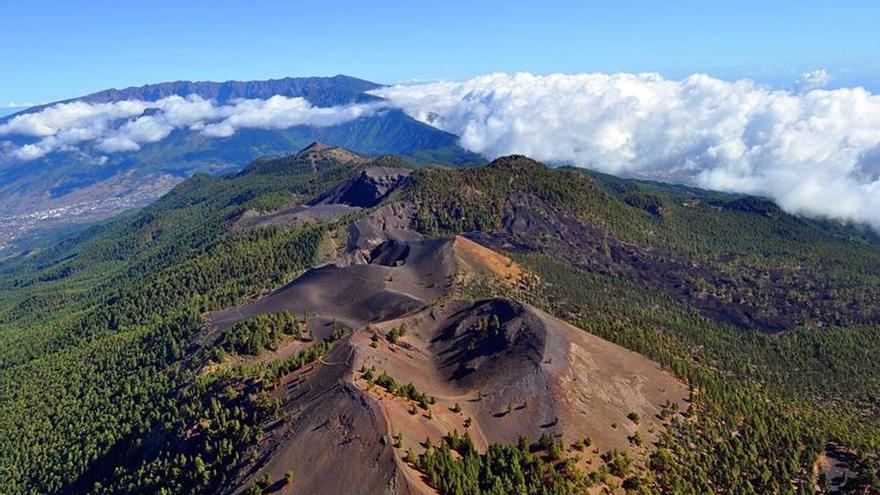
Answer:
xmin=1 ymin=75 xmax=381 ymax=117
xmin=294 ymin=141 xmax=368 ymax=166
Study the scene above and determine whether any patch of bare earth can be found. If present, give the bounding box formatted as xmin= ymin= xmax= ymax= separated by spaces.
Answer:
xmin=208 ymin=210 xmax=688 ymax=494
xmin=452 ymin=235 xmax=523 ymax=285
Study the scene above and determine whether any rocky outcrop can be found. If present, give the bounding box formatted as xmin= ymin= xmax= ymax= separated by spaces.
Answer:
xmin=315 ymin=166 xmax=412 ymax=208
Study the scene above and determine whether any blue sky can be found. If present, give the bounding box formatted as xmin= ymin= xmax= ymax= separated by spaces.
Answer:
xmin=1 ymin=0 xmax=879 ymax=106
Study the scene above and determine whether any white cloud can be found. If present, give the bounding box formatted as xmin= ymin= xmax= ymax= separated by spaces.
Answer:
xmin=0 ymin=100 xmax=147 ymax=138
xmin=96 ymin=115 xmax=175 ymax=152
xmin=4 ymin=102 xmax=42 ymax=109
xmin=201 ymin=95 xmax=384 ymax=137
xmin=370 ymin=72 xmax=880 ymax=228
xmin=795 ymin=69 xmax=831 ymax=92
xmin=12 ymin=143 xmax=50 ymax=161
xmin=0 ymin=95 xmax=386 ymax=158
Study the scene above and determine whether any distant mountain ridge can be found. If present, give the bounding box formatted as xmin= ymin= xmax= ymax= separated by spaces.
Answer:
xmin=0 ymin=75 xmax=484 ymax=248
xmin=0 ymin=75 xmax=381 ymax=122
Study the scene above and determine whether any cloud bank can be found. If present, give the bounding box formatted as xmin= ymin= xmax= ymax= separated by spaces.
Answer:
xmin=4 ymin=72 xmax=880 ymax=229
xmin=370 ymin=72 xmax=880 ymax=228
xmin=0 ymin=96 xmax=386 ymax=160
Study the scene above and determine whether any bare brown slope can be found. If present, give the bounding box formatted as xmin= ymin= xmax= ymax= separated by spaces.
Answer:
xmin=207 ymin=209 xmax=687 ymax=494
xmin=230 ymin=203 xmax=361 ymax=232
xmin=352 ymin=299 xmax=687 ymax=457
xmin=227 ymin=296 xmax=686 ymax=494
xmin=206 ymin=263 xmax=426 ymax=331
xmin=205 ymin=237 xmax=460 ymax=332
xmin=238 ymin=320 xmax=683 ymax=495
xmin=223 ymin=341 xmax=418 ymax=495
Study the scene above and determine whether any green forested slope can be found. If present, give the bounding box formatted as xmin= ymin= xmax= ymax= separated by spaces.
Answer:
xmin=407 ymin=156 xmax=880 ymax=492
xmin=0 ymin=154 xmax=358 ymax=493
xmin=0 ymin=153 xmax=878 ymax=494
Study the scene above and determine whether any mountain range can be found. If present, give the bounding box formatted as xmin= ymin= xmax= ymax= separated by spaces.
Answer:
xmin=0 ymin=75 xmax=483 ymax=248
xmin=0 ymin=142 xmax=878 ymax=494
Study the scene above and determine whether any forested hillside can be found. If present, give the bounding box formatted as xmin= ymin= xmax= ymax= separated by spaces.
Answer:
xmin=0 ymin=149 xmax=878 ymax=494
xmin=0 ymin=149 xmax=361 ymax=493
xmin=407 ymin=157 xmax=880 ymax=492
